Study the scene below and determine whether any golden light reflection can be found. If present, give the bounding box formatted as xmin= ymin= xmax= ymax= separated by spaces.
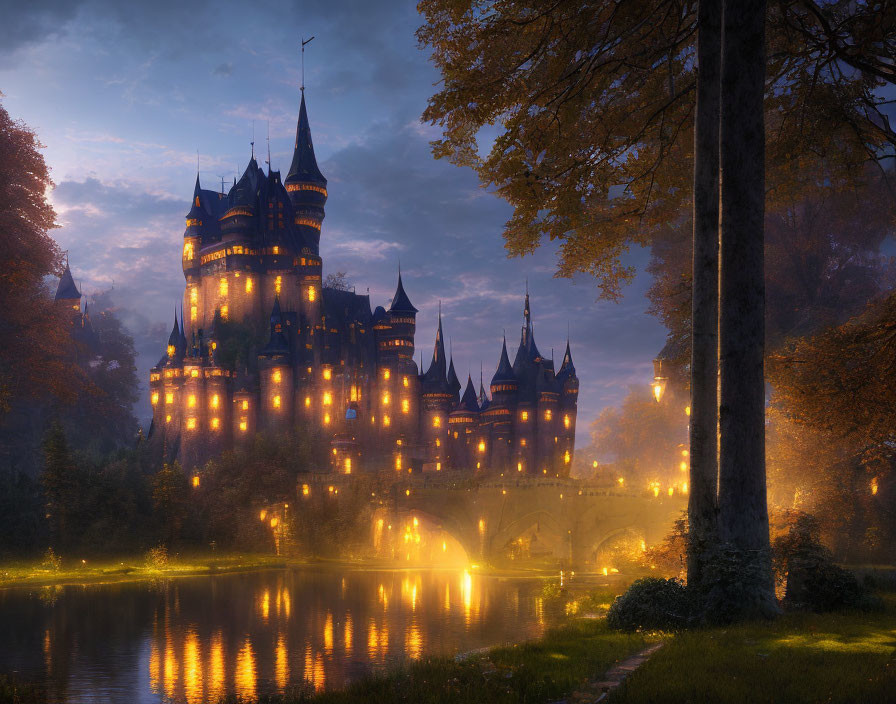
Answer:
xmin=283 ymin=589 xmax=291 ymax=619
xmin=344 ymin=612 xmax=353 ymax=653
xmin=406 ymin=621 xmax=422 ymax=660
xmin=184 ymin=628 xmax=203 ymax=703
xmin=461 ymin=570 xmax=473 ymax=624
xmin=324 ymin=611 xmax=334 ymax=653
xmin=208 ymin=631 xmax=225 ymax=702
xmin=235 ymin=638 xmax=257 ymax=701
xmin=276 ymin=634 xmax=288 ymax=691
xmin=261 ymin=589 xmax=270 ymax=621
xmin=164 ymin=633 xmax=177 ymax=699
xmin=149 ymin=639 xmax=160 ymax=693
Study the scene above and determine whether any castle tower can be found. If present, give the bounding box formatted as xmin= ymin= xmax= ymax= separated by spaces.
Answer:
xmin=285 ymin=93 xmax=327 ymax=256
xmin=420 ymin=313 xmax=452 ymax=471
xmin=484 ymin=337 xmax=517 ymax=473
xmin=556 ymin=339 xmax=579 ymax=477
xmin=448 ymin=375 xmax=480 ymax=470
xmin=54 ymin=259 xmax=81 ymax=314
xmin=385 ymin=271 xmax=419 ymax=445
xmin=258 ymin=298 xmax=294 ymax=431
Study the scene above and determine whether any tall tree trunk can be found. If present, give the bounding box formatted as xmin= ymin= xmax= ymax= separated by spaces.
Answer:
xmin=688 ymin=0 xmax=722 ymax=590
xmin=718 ymin=0 xmax=777 ymax=615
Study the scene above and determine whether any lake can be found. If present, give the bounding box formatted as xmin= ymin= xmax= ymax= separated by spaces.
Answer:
xmin=0 ymin=567 xmax=567 ymax=703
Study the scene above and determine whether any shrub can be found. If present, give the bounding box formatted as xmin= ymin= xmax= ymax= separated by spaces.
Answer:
xmin=144 ymin=545 xmax=169 ymax=570
xmin=607 ymin=577 xmax=692 ymax=631
xmin=41 ymin=547 xmax=61 ymax=573
xmin=774 ymin=512 xmax=879 ymax=612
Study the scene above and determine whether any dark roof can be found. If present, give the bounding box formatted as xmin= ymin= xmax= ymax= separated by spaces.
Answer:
xmin=491 ymin=337 xmax=516 ymax=385
xmin=447 ymin=357 xmax=461 ymax=396
xmin=322 ymin=287 xmax=373 ymax=326
xmin=557 ymin=340 xmax=577 ymax=383
xmin=55 ymin=262 xmax=81 ymax=301
xmin=388 ymin=272 xmax=417 ymax=314
xmin=259 ymin=297 xmax=290 ymax=357
xmin=186 ymin=174 xmax=205 ymax=220
xmin=457 ymin=375 xmax=480 ymax=413
xmin=230 ymin=158 xmax=263 ymax=210
xmin=286 ymin=93 xmax=327 ymax=186
xmin=422 ymin=315 xmax=448 ymax=391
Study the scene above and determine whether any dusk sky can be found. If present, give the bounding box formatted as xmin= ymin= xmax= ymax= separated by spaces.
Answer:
xmin=0 ymin=0 xmax=667 ymax=439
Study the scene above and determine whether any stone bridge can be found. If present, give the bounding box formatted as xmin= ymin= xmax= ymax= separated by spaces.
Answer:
xmin=305 ymin=473 xmax=686 ymax=568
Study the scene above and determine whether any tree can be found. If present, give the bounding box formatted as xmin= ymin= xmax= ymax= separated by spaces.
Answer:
xmin=151 ymin=462 xmax=191 ymax=547
xmin=40 ymin=421 xmax=79 ymax=550
xmin=323 ymin=271 xmax=353 ymax=291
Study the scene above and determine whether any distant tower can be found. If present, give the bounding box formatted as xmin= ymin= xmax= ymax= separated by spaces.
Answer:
xmin=285 ymin=94 xmax=328 ymax=255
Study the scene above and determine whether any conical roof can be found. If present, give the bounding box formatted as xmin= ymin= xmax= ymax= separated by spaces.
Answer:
xmin=186 ymin=173 xmax=205 ymax=219
xmin=55 ymin=261 xmax=81 ymax=301
xmin=422 ymin=314 xmax=448 ymax=390
xmin=457 ymin=375 xmax=480 ymax=414
xmin=286 ymin=93 xmax=327 ymax=186
xmin=389 ymin=271 xmax=417 ymax=314
xmin=491 ymin=337 xmax=516 ymax=385
xmin=557 ymin=339 xmax=577 ymax=382
xmin=447 ymin=357 xmax=461 ymax=396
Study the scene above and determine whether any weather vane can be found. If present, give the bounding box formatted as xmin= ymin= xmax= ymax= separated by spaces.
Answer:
xmin=301 ymin=36 xmax=315 ymax=92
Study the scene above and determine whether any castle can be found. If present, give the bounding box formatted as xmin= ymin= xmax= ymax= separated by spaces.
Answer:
xmin=147 ymin=91 xmax=579 ymax=475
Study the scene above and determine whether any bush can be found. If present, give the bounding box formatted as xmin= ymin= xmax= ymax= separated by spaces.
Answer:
xmin=774 ymin=513 xmax=879 ymax=612
xmin=607 ymin=577 xmax=692 ymax=631
xmin=144 ymin=545 xmax=169 ymax=570
xmin=41 ymin=547 xmax=61 ymax=573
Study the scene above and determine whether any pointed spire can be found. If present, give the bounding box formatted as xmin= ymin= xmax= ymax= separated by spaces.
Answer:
xmin=389 ymin=267 xmax=418 ymax=314
xmin=557 ymin=338 xmax=577 ymax=382
xmin=491 ymin=335 xmax=516 ymax=385
xmin=459 ymin=375 xmax=480 ymax=413
xmin=422 ymin=313 xmax=448 ymax=388
xmin=55 ymin=258 xmax=81 ymax=301
xmin=286 ymin=92 xmax=326 ymax=186
xmin=447 ymin=355 xmax=461 ymax=397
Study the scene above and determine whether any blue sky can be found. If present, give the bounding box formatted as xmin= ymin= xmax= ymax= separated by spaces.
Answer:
xmin=0 ymin=0 xmax=667 ymax=438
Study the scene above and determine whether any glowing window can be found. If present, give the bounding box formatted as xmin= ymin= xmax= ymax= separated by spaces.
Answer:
xmin=520 ymin=438 xmax=526 ymax=446
xmin=323 ymin=368 xmax=331 ymax=381
xmin=395 ymin=454 xmax=402 ymax=471
xmin=478 ymin=441 xmax=485 ymax=452
xmin=275 ymin=275 xmax=282 ymax=295
xmin=545 ymin=409 xmax=552 ymax=421
xmin=165 ymin=393 xmax=174 ymax=405
xmin=242 ymin=399 xmax=249 ymax=411
xmin=401 ymin=399 xmax=409 ymax=414
xmin=436 ymin=462 xmax=441 ymax=471
xmin=383 ymin=369 xmax=390 ymax=380
xmin=350 ymin=385 xmax=358 ymax=402
xmin=564 ymin=414 xmax=570 ymax=429
xmin=382 ymin=392 xmax=390 ymax=405
xmin=521 ymin=411 xmax=528 ymax=422
xmin=239 ymin=419 xmax=248 ymax=432
xmin=518 ymin=462 xmax=523 ymax=472
xmin=192 ymin=475 xmax=200 ymax=488
xmin=183 ymin=241 xmax=194 ymax=259
xmin=383 ymin=415 xmax=391 ymax=427
xmin=307 ymin=285 xmax=316 ymax=302
xmin=324 ymin=413 xmax=330 ymax=425
xmin=402 ymin=376 xmax=408 ymax=387
xmin=453 ymin=431 xmax=458 ymax=439
xmin=302 ymin=484 xmax=310 ymax=496
xmin=167 ymin=344 xmax=175 ymax=358
xmin=323 ymin=392 xmax=332 ymax=406
xmin=273 ymin=395 xmax=281 ymax=409
xmin=246 ymin=277 xmax=253 ymax=293
xmin=304 ymin=396 xmax=311 ymax=408
xmin=190 ymin=369 xmax=199 ymax=378
xmin=166 ymin=414 xmax=172 ymax=424
xmin=272 ymin=246 xmax=280 ymax=254
xmin=188 ymin=394 xmax=196 ymax=407
xmin=564 ymin=450 xmax=571 ymax=464
xmin=435 ymin=438 xmax=440 ymax=447
xmin=432 ymin=416 xmax=441 ymax=428
xmin=273 ymin=369 xmax=282 ymax=383
xmin=186 ymin=417 xmax=196 ymax=429
xmin=211 ymin=417 xmax=220 ymax=430
xmin=190 ymin=287 xmax=198 ymax=304
xmin=219 ymin=277 xmax=228 ymax=296
xmin=151 ymin=392 xmax=159 ymax=405
xmin=220 ymin=305 xmax=228 ymax=320
xmin=190 ymin=305 xmax=197 ymax=322
xmin=344 ymin=457 xmax=352 ymax=474
xmin=211 ymin=394 xmax=219 ymax=409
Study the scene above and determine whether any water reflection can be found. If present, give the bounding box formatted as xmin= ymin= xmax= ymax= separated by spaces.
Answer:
xmin=0 ymin=568 xmax=563 ymax=702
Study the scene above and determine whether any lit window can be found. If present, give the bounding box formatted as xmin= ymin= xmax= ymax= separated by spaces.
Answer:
xmin=521 ymin=438 xmax=526 ymax=446
xmin=190 ymin=369 xmax=199 ymax=378
xmin=564 ymin=450 xmax=571 ymax=464
xmin=304 ymin=396 xmax=311 ymax=408
xmin=190 ymin=287 xmax=198 ymax=304
xmin=165 ymin=414 xmax=172 ymax=424
xmin=192 ymin=475 xmax=200 ymax=488
xmin=245 ymin=277 xmax=253 ymax=293
xmin=395 ymin=454 xmax=402 ymax=471
xmin=517 ymin=462 xmax=523 ymax=472
xmin=383 ymin=415 xmax=391 ymax=427
xmin=432 ymin=416 xmax=441 ymax=428
xmin=401 ymin=399 xmax=409 ymax=414
xmin=190 ymin=305 xmax=197 ymax=322
xmin=186 ymin=417 xmax=196 ymax=430
xmin=167 ymin=344 xmax=175 ymax=358
xmin=521 ymin=411 xmax=528 ymax=422
xmin=211 ymin=417 xmax=220 ymax=429
xmin=344 ymin=457 xmax=352 ymax=474
xmin=211 ymin=394 xmax=219 ymax=409
xmin=188 ymin=394 xmax=196 ymax=407
xmin=323 ymin=392 xmax=332 ymax=406
xmin=435 ymin=438 xmax=440 ymax=447
xmin=323 ymin=368 xmax=331 ymax=381
xmin=273 ymin=395 xmax=281 ymax=409
xmin=350 ymin=385 xmax=358 ymax=402
xmin=402 ymin=376 xmax=408 ymax=387
xmin=273 ymin=369 xmax=282 ymax=383
xmin=382 ymin=392 xmax=390 ymax=405
xmin=324 ymin=413 xmax=330 ymax=425
xmin=239 ymin=419 xmax=248 ymax=432
xmin=151 ymin=392 xmax=159 ymax=405
xmin=220 ymin=305 xmax=228 ymax=320
xmin=272 ymin=246 xmax=280 ymax=255
xmin=165 ymin=393 xmax=174 ymax=405
xmin=383 ymin=369 xmax=390 ymax=380
xmin=302 ymin=484 xmax=310 ymax=496
xmin=478 ymin=441 xmax=485 ymax=453
xmin=183 ymin=241 xmax=194 ymax=259
xmin=453 ymin=431 xmax=458 ymax=439
xmin=307 ymin=285 xmax=316 ymax=302
xmin=545 ymin=409 xmax=552 ymax=421
xmin=275 ymin=275 xmax=282 ymax=295
xmin=242 ymin=400 xmax=249 ymax=411
xmin=564 ymin=414 xmax=570 ymax=429
xmin=219 ymin=277 xmax=228 ymax=296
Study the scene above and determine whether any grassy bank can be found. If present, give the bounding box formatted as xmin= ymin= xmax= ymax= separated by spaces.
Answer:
xmin=0 ymin=553 xmax=288 ymax=589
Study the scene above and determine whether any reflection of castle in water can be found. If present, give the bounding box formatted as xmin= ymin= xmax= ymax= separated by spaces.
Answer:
xmin=18 ymin=570 xmax=553 ymax=702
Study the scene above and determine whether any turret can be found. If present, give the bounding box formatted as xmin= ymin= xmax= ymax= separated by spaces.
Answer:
xmin=420 ymin=312 xmax=452 ymax=470
xmin=447 ymin=356 xmax=461 ymax=405
xmin=285 ymin=93 xmax=327 ymax=254
xmin=384 ymin=269 xmax=417 ymax=363
xmin=259 ymin=297 xmax=293 ymax=429
xmin=448 ymin=375 xmax=480 ymax=470
xmin=54 ymin=259 xmax=81 ymax=314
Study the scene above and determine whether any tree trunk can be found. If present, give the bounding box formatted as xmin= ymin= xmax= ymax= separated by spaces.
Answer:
xmin=718 ymin=0 xmax=777 ymax=615
xmin=688 ymin=0 xmax=722 ymax=590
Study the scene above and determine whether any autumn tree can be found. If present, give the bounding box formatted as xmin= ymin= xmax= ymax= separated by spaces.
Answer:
xmin=323 ymin=271 xmax=353 ymax=292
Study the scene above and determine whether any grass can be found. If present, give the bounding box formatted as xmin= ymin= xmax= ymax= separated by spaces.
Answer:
xmin=608 ymin=595 xmax=896 ymax=704
xmin=0 ymin=553 xmax=287 ymax=589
